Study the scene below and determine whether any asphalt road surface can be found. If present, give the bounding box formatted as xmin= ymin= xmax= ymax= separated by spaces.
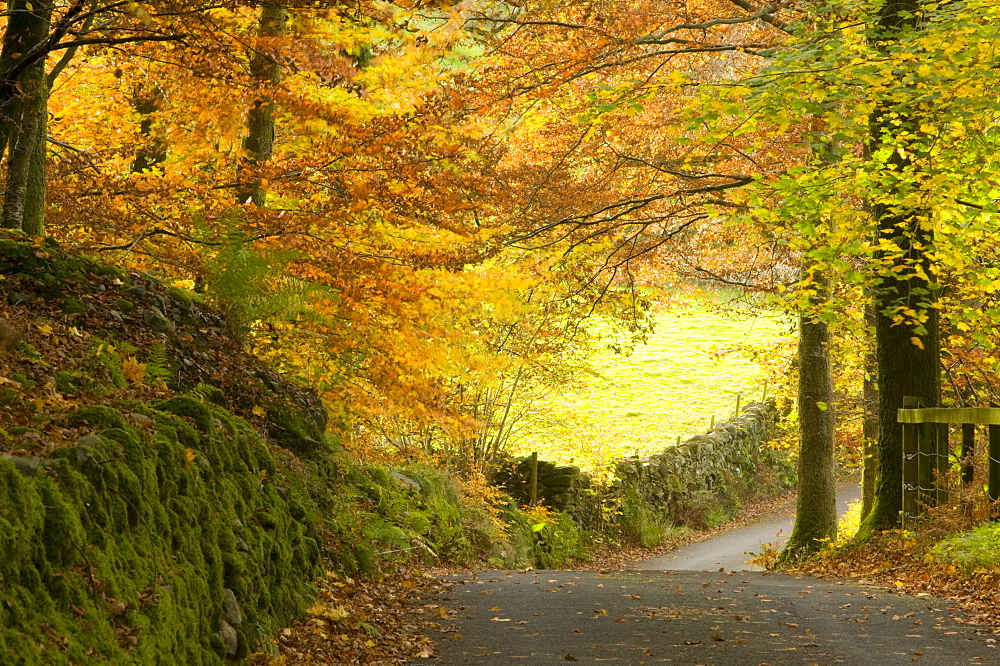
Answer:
xmin=642 ymin=483 xmax=862 ymax=572
xmin=419 ymin=487 xmax=995 ymax=664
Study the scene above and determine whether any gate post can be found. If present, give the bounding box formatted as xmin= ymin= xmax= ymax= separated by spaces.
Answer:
xmin=989 ymin=405 xmax=1000 ymax=514
xmin=901 ymin=396 xmax=920 ymax=524
xmin=961 ymin=423 xmax=975 ymax=486
xmin=917 ymin=421 xmax=933 ymax=510
xmin=935 ymin=421 xmax=950 ymax=506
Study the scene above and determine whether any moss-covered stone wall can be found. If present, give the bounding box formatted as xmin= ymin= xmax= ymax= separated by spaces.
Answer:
xmin=613 ymin=400 xmax=786 ymax=528
xmin=0 ymin=399 xmax=321 ymax=664
xmin=498 ymin=400 xmax=791 ymax=543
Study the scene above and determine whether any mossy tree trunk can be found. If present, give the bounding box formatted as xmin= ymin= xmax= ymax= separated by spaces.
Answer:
xmin=860 ymin=300 xmax=879 ymax=520
xmin=237 ymin=3 xmax=287 ymax=207
xmin=130 ymin=82 xmax=167 ymax=174
xmin=781 ymin=274 xmax=837 ymax=561
xmin=857 ymin=0 xmax=940 ymax=539
xmin=0 ymin=0 xmax=53 ymax=235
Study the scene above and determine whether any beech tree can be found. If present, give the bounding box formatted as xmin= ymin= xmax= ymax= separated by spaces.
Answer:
xmin=859 ymin=0 xmax=941 ymax=536
xmin=0 ymin=1 xmax=189 ymax=234
xmin=714 ymin=0 xmax=1000 ymax=539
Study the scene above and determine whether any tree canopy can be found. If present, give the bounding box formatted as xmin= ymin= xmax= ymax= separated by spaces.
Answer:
xmin=2 ymin=0 xmax=1000 ymax=532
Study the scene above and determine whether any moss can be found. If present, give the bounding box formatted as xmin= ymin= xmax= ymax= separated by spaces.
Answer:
xmin=14 ymin=344 xmax=40 ymax=361
xmin=157 ymin=396 xmax=215 ymax=435
xmin=0 ymin=238 xmax=36 ymax=275
xmin=67 ymin=405 xmax=127 ymax=431
xmin=0 ymin=388 xmax=17 ymax=408
xmin=0 ymin=399 xmax=322 ymax=663
xmin=0 ymin=238 xmax=99 ymax=287
xmin=113 ymin=299 xmax=135 ymax=314
xmin=265 ymin=402 xmax=326 ymax=457
xmin=168 ymin=286 xmax=201 ymax=304
xmin=61 ymin=298 xmax=88 ymax=315
xmin=54 ymin=370 xmax=90 ymax=395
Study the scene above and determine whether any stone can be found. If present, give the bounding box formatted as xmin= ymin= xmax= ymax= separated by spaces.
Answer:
xmin=217 ymin=620 xmax=238 ymax=656
xmin=222 ymin=589 xmax=243 ymax=625
xmin=2 ymin=455 xmax=41 ymax=477
xmin=7 ymin=291 xmax=31 ymax=306
xmin=143 ymin=307 xmax=175 ymax=334
xmin=125 ymin=412 xmax=153 ymax=427
xmin=390 ymin=471 xmax=420 ymax=490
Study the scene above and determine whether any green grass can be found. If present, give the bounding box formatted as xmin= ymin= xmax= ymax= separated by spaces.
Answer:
xmin=513 ymin=297 xmax=794 ymax=472
xmin=930 ymin=522 xmax=1000 ymax=574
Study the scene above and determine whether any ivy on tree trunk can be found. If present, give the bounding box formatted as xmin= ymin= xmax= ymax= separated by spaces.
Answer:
xmin=237 ymin=3 xmax=287 ymax=207
xmin=781 ymin=273 xmax=837 ymax=560
xmin=0 ymin=0 xmax=53 ymax=234
xmin=858 ymin=0 xmax=941 ymax=539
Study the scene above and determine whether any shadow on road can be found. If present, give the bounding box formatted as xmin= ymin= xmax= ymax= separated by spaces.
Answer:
xmin=420 ymin=484 xmax=994 ymax=664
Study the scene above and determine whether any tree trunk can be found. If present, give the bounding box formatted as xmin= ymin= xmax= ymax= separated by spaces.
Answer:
xmin=131 ymin=83 xmax=167 ymax=173
xmin=237 ymin=3 xmax=286 ymax=207
xmin=857 ymin=0 xmax=940 ymax=539
xmin=0 ymin=0 xmax=53 ymax=233
xmin=781 ymin=280 xmax=837 ymax=560
xmin=860 ymin=300 xmax=879 ymax=519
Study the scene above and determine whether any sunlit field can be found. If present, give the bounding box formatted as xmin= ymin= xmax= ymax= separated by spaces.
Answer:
xmin=513 ymin=298 xmax=795 ymax=472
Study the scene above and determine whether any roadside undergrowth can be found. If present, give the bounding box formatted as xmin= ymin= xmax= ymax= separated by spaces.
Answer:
xmin=788 ymin=487 xmax=1000 ymax=631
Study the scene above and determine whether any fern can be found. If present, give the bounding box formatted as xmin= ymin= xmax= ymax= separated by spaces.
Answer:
xmin=144 ymin=343 xmax=172 ymax=385
xmin=187 ymin=382 xmax=222 ymax=402
xmin=201 ymin=226 xmax=328 ymax=338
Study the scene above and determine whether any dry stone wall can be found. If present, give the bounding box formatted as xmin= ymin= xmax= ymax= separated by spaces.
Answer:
xmin=497 ymin=400 xmax=781 ymax=531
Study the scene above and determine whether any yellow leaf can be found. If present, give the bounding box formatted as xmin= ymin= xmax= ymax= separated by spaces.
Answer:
xmin=252 ymin=405 xmax=267 ymax=417
xmin=185 ymin=448 xmax=197 ymax=464
xmin=37 ymin=324 xmax=53 ymax=335
xmin=122 ymin=356 xmax=148 ymax=384
xmin=307 ymin=603 xmax=350 ymax=622
xmin=910 ymin=337 xmax=924 ymax=350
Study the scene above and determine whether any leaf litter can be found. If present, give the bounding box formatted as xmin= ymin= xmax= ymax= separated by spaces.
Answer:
xmin=248 ymin=567 xmax=447 ymax=664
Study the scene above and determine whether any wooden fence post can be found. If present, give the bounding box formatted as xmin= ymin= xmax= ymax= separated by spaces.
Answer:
xmin=961 ymin=423 xmax=975 ymax=486
xmin=918 ymin=421 xmax=934 ymax=510
xmin=528 ymin=452 xmax=539 ymax=506
xmin=989 ymin=407 xmax=1000 ymax=511
xmin=935 ymin=421 xmax=949 ymax=506
xmin=901 ymin=396 xmax=920 ymax=524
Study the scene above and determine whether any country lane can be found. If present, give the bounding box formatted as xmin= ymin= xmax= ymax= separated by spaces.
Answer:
xmin=417 ymin=485 xmax=994 ymax=665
